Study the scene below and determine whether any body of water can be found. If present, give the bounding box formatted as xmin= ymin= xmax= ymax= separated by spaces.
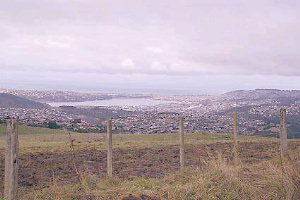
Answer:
xmin=48 ymin=98 xmax=174 ymax=107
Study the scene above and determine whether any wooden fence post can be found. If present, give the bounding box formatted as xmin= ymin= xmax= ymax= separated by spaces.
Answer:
xmin=280 ymin=109 xmax=288 ymax=156
xmin=107 ymin=119 xmax=113 ymax=177
xmin=4 ymin=118 xmax=19 ymax=200
xmin=233 ymin=112 xmax=239 ymax=164
xmin=179 ymin=117 xmax=185 ymax=171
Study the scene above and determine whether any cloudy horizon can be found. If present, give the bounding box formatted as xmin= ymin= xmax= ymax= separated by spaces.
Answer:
xmin=1 ymin=0 xmax=300 ymax=94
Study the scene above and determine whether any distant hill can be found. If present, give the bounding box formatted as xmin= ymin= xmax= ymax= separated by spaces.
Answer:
xmin=0 ymin=93 xmax=49 ymax=109
xmin=221 ymin=89 xmax=300 ymax=103
xmin=0 ymin=89 xmax=148 ymax=103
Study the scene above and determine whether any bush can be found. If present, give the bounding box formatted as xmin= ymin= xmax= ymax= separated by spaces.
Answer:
xmin=47 ymin=121 xmax=61 ymax=129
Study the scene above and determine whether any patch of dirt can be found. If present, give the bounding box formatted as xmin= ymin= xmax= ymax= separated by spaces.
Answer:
xmin=122 ymin=194 xmax=159 ymax=200
xmin=0 ymin=141 xmax=299 ymax=192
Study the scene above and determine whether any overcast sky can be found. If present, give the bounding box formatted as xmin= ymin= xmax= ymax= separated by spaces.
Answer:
xmin=1 ymin=0 xmax=300 ymax=94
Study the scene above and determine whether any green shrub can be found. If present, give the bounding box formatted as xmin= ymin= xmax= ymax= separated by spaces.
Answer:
xmin=47 ymin=121 xmax=61 ymax=129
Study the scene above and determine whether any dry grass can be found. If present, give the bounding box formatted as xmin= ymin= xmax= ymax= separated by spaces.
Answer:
xmin=1 ymin=124 xmax=299 ymax=199
xmin=0 ymin=124 xmax=272 ymax=154
xmin=18 ymin=150 xmax=300 ymax=200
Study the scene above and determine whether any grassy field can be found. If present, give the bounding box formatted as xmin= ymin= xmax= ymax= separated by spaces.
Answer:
xmin=0 ymin=124 xmax=277 ymax=153
xmin=0 ymin=124 xmax=300 ymax=200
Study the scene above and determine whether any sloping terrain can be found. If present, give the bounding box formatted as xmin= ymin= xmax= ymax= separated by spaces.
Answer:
xmin=0 ymin=125 xmax=299 ymax=199
xmin=0 ymin=93 xmax=49 ymax=109
xmin=221 ymin=89 xmax=300 ymax=102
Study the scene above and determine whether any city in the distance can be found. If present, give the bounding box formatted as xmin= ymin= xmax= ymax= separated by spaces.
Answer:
xmin=1 ymin=0 xmax=300 ymax=199
xmin=1 ymin=88 xmax=299 ymax=138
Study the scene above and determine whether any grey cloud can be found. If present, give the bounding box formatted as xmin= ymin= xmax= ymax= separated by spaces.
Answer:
xmin=1 ymin=0 xmax=300 ymax=77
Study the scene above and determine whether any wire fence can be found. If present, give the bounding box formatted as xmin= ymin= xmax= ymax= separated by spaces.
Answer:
xmin=2 ymin=109 xmax=290 ymax=200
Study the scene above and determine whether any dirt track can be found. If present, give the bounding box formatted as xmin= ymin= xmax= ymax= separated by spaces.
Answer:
xmin=0 ymin=141 xmax=299 ymax=191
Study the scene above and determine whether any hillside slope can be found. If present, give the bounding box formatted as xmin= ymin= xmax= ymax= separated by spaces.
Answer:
xmin=221 ymin=89 xmax=300 ymax=102
xmin=0 ymin=93 xmax=49 ymax=109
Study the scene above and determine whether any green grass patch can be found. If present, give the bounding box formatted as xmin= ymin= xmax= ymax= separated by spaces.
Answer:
xmin=0 ymin=124 xmax=277 ymax=154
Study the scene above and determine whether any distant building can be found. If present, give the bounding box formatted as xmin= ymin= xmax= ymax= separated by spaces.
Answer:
xmin=72 ymin=119 xmax=82 ymax=124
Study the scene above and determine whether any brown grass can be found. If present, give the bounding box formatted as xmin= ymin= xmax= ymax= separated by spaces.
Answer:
xmin=18 ymin=149 xmax=300 ymax=200
xmin=0 ymin=125 xmax=299 ymax=199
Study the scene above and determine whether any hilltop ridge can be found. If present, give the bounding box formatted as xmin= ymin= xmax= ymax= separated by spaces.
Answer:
xmin=221 ymin=89 xmax=300 ymax=101
xmin=0 ymin=93 xmax=49 ymax=109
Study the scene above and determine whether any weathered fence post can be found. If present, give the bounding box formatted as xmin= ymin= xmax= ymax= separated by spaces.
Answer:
xmin=233 ymin=112 xmax=239 ymax=164
xmin=4 ymin=118 xmax=19 ymax=200
xmin=179 ymin=117 xmax=185 ymax=171
xmin=279 ymin=109 xmax=288 ymax=156
xmin=107 ymin=119 xmax=113 ymax=177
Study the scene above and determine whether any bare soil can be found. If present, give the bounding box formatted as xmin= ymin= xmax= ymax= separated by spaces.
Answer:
xmin=0 ymin=141 xmax=299 ymax=192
